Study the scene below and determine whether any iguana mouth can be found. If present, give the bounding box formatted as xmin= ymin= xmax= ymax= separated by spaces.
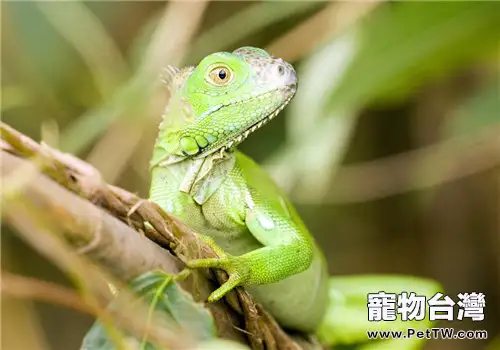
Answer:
xmin=221 ymin=89 xmax=296 ymax=153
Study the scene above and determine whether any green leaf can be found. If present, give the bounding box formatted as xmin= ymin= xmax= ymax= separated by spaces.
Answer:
xmin=327 ymin=2 xmax=500 ymax=112
xmin=82 ymin=271 xmax=216 ymax=350
xmin=133 ymin=271 xmax=216 ymax=342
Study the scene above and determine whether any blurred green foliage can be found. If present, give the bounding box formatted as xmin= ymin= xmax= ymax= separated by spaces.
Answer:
xmin=2 ymin=2 xmax=499 ymax=350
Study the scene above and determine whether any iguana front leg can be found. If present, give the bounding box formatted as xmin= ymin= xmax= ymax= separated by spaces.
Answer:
xmin=188 ymin=205 xmax=314 ymax=302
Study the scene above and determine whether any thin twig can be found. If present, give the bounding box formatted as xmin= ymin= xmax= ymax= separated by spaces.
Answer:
xmin=301 ymin=125 xmax=500 ymax=204
xmin=2 ymin=271 xmax=98 ymax=316
xmin=267 ymin=1 xmax=382 ymax=62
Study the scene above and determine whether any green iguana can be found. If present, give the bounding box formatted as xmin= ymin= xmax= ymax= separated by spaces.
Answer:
xmin=149 ymin=47 xmax=440 ymax=348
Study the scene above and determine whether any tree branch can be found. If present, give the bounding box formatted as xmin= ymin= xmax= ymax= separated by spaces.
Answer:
xmin=2 ymin=271 xmax=99 ymax=317
xmin=1 ymin=122 xmax=309 ymax=350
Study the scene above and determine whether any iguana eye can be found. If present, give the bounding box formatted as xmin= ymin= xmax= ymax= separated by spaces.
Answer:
xmin=207 ymin=66 xmax=232 ymax=86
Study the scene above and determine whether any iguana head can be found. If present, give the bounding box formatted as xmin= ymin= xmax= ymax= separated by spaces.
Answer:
xmin=155 ymin=47 xmax=297 ymax=163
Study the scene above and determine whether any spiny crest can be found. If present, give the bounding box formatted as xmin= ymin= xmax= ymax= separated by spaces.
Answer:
xmin=160 ymin=65 xmax=194 ymax=93
xmin=159 ymin=65 xmax=195 ymax=131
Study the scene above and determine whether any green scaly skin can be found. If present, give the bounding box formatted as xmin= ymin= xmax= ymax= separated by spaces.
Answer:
xmin=150 ymin=47 xmax=440 ymax=347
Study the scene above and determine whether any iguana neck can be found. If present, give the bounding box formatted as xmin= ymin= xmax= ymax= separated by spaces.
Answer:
xmin=151 ymin=110 xmax=238 ymax=205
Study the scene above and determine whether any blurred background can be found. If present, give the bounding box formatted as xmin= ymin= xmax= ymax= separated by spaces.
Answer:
xmin=2 ymin=1 xmax=499 ymax=350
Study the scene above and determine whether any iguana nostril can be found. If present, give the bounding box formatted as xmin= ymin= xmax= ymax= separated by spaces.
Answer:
xmin=278 ymin=65 xmax=285 ymax=75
